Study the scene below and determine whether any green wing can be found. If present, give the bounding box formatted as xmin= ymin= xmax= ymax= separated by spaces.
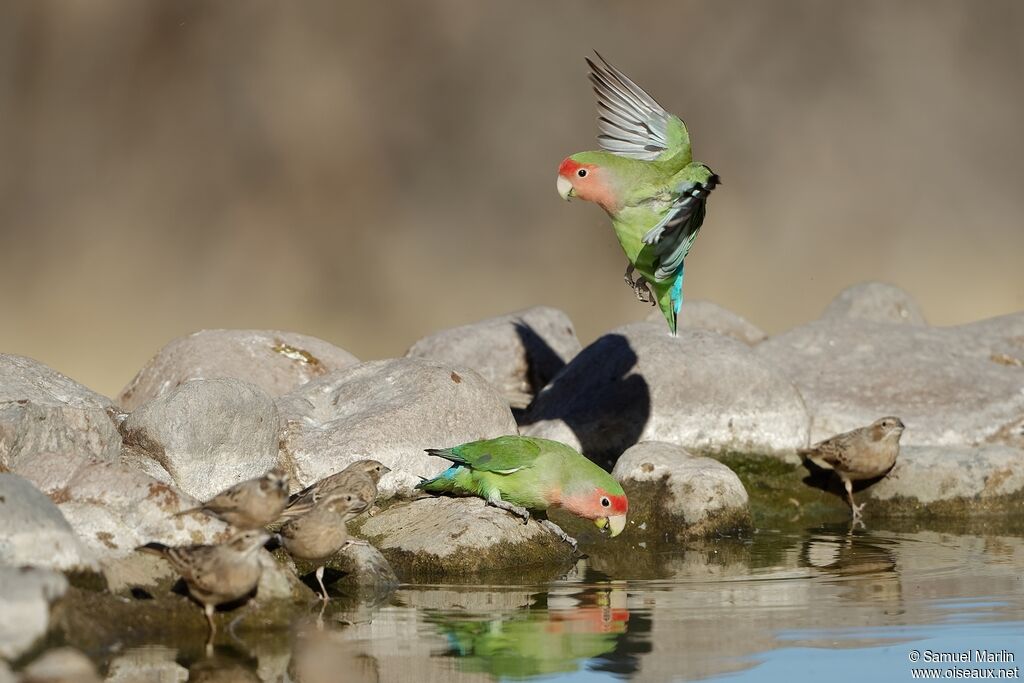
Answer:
xmin=426 ymin=436 xmax=542 ymax=473
xmin=641 ymin=164 xmax=719 ymax=281
xmin=586 ymin=53 xmax=691 ymax=167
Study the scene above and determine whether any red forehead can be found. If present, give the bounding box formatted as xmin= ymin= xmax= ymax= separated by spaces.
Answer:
xmin=559 ymin=158 xmax=597 ymax=177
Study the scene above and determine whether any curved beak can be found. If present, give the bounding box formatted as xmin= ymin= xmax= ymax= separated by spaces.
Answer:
xmin=596 ymin=514 xmax=627 ymax=538
xmin=556 ymin=175 xmax=574 ymax=201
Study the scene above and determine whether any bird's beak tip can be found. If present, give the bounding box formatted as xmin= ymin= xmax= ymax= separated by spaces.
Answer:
xmin=556 ymin=175 xmax=574 ymax=201
xmin=596 ymin=515 xmax=627 ymax=538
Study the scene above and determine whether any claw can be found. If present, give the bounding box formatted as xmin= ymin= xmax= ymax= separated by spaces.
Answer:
xmin=539 ymin=519 xmax=579 ymax=551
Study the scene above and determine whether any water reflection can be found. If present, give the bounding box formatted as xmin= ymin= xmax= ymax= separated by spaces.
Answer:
xmin=22 ymin=526 xmax=1024 ymax=682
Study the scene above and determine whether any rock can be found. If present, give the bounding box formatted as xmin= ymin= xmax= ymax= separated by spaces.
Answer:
xmin=612 ymin=442 xmax=751 ymax=539
xmin=865 ymin=445 xmax=1024 ymax=508
xmin=105 ymin=647 xmax=188 ymax=683
xmin=117 ymin=329 xmax=360 ymax=411
xmin=119 ymin=378 xmax=280 ymax=501
xmin=0 ymin=662 xmax=11 ymax=683
xmin=406 ymin=306 xmax=581 ymax=409
xmin=646 ymin=300 xmax=767 ymax=345
xmin=0 ymin=474 xmax=96 ymax=571
xmin=0 ymin=354 xmax=120 ymax=471
xmin=277 ymin=358 xmax=518 ymax=497
xmin=821 ymin=282 xmax=927 ymax=325
xmin=354 ymin=497 xmax=575 ymax=576
xmin=955 ymin=311 xmax=1024 ymax=363
xmin=12 ymin=452 xmax=229 ymax=557
xmin=756 ymin=319 xmax=1024 ymax=446
xmin=522 ymin=323 xmax=810 ymax=466
xmin=275 ymin=541 xmax=399 ymax=597
xmin=18 ymin=647 xmax=100 ymax=683
xmin=0 ymin=566 xmax=68 ymax=660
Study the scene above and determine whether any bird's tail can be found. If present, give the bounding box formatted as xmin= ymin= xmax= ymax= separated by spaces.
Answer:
xmin=652 ymin=279 xmax=680 ymax=336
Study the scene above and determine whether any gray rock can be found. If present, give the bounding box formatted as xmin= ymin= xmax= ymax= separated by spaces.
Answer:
xmin=866 ymin=445 xmax=1024 ymax=505
xmin=647 ymin=300 xmax=767 ymax=345
xmin=0 ymin=662 xmax=11 ymax=683
xmin=0 ymin=474 xmax=96 ymax=571
xmin=0 ymin=354 xmax=120 ymax=471
xmin=106 ymin=647 xmax=188 ymax=683
xmin=118 ymin=329 xmax=360 ymax=411
xmin=756 ymin=319 xmax=1024 ymax=446
xmin=612 ymin=442 xmax=751 ymax=539
xmin=120 ymin=378 xmax=280 ymax=501
xmin=0 ymin=566 xmax=67 ymax=660
xmin=275 ymin=541 xmax=399 ymax=596
xmin=406 ymin=306 xmax=581 ymax=409
xmin=955 ymin=311 xmax=1024 ymax=364
xmin=12 ymin=452 xmax=229 ymax=557
xmin=355 ymin=497 xmax=575 ymax=575
xmin=18 ymin=647 xmax=100 ymax=683
xmin=523 ymin=322 xmax=810 ymax=466
xmin=821 ymin=282 xmax=927 ymax=325
xmin=277 ymin=358 xmax=517 ymax=497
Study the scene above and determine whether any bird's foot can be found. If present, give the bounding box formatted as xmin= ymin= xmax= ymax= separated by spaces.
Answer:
xmin=851 ymin=502 xmax=866 ymax=522
xmin=539 ymin=519 xmax=578 ymax=552
xmin=487 ymin=497 xmax=531 ymax=525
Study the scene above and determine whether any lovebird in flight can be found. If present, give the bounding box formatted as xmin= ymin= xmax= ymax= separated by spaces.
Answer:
xmin=557 ymin=53 xmax=719 ymax=335
xmin=416 ymin=436 xmax=628 ymax=549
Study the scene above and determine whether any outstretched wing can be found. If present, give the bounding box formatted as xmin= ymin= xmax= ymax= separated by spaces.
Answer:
xmin=643 ymin=169 xmax=719 ymax=280
xmin=426 ymin=436 xmax=542 ymax=474
xmin=587 ymin=52 xmax=688 ymax=162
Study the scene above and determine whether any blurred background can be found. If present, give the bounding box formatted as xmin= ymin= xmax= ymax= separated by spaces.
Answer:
xmin=1 ymin=0 xmax=1022 ymax=397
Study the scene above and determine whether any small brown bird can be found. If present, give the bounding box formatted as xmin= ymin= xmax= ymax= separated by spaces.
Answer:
xmin=279 ymin=491 xmax=367 ymax=601
xmin=175 ymin=466 xmax=290 ymax=530
xmin=799 ymin=416 xmax=905 ymax=520
xmin=280 ymin=459 xmax=389 ymax=522
xmin=138 ymin=529 xmax=270 ymax=637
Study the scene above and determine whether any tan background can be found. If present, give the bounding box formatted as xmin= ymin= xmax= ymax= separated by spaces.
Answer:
xmin=2 ymin=1 xmax=1022 ymax=397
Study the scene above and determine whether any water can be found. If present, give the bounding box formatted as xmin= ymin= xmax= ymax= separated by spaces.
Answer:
xmin=72 ymin=523 xmax=1024 ymax=682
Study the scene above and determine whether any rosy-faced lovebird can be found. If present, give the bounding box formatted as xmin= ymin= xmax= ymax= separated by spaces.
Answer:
xmin=556 ymin=53 xmax=719 ymax=335
xmin=416 ymin=436 xmax=628 ymax=549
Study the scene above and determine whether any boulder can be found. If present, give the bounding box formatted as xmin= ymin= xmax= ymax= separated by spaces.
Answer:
xmin=0 ymin=473 xmax=95 ymax=570
xmin=523 ymin=323 xmax=810 ymax=466
xmin=17 ymin=648 xmax=100 ymax=683
xmin=0 ymin=354 xmax=120 ymax=471
xmin=0 ymin=566 xmax=68 ymax=660
xmin=647 ymin=300 xmax=767 ymax=345
xmin=756 ymin=319 xmax=1024 ymax=446
xmin=119 ymin=378 xmax=280 ymax=500
xmin=118 ymin=329 xmax=360 ymax=410
xmin=406 ymin=306 xmax=581 ymax=409
xmin=612 ymin=442 xmax=751 ymax=539
xmin=105 ymin=647 xmax=188 ymax=683
xmin=277 ymin=358 xmax=518 ymax=497
xmin=354 ymin=497 xmax=575 ymax=576
xmin=821 ymin=282 xmax=927 ymax=325
xmin=865 ymin=445 xmax=1024 ymax=508
xmin=12 ymin=452 xmax=229 ymax=557
xmin=275 ymin=541 xmax=399 ymax=597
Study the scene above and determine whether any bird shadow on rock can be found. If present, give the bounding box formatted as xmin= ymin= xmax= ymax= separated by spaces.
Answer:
xmin=520 ymin=334 xmax=650 ymax=470
xmin=512 ymin=321 xmax=571 ymax=422
xmin=799 ymin=458 xmax=890 ymax=500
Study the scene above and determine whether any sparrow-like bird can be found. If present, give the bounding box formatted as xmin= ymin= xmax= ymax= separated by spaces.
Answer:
xmin=138 ymin=529 xmax=270 ymax=637
xmin=557 ymin=53 xmax=718 ymax=335
xmin=799 ymin=417 xmax=905 ymax=521
xmin=280 ymin=459 xmax=389 ymax=522
xmin=279 ymin=491 xmax=368 ymax=601
xmin=175 ymin=466 xmax=290 ymax=530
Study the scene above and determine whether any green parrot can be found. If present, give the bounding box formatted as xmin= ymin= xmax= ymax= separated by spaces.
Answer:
xmin=557 ymin=53 xmax=719 ymax=335
xmin=416 ymin=435 xmax=628 ymax=548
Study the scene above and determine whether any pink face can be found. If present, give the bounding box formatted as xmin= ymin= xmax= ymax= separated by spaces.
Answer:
xmin=557 ymin=158 xmax=619 ymax=213
xmin=562 ymin=487 xmax=629 ymax=521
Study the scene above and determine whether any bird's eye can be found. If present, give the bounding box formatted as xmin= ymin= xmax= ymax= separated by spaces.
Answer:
xmin=577 ymin=168 xmax=588 ymax=178
xmin=600 ymin=497 xmax=610 ymax=508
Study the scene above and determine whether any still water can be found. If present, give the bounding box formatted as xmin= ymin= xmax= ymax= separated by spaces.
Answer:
xmin=97 ymin=524 xmax=1023 ymax=682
